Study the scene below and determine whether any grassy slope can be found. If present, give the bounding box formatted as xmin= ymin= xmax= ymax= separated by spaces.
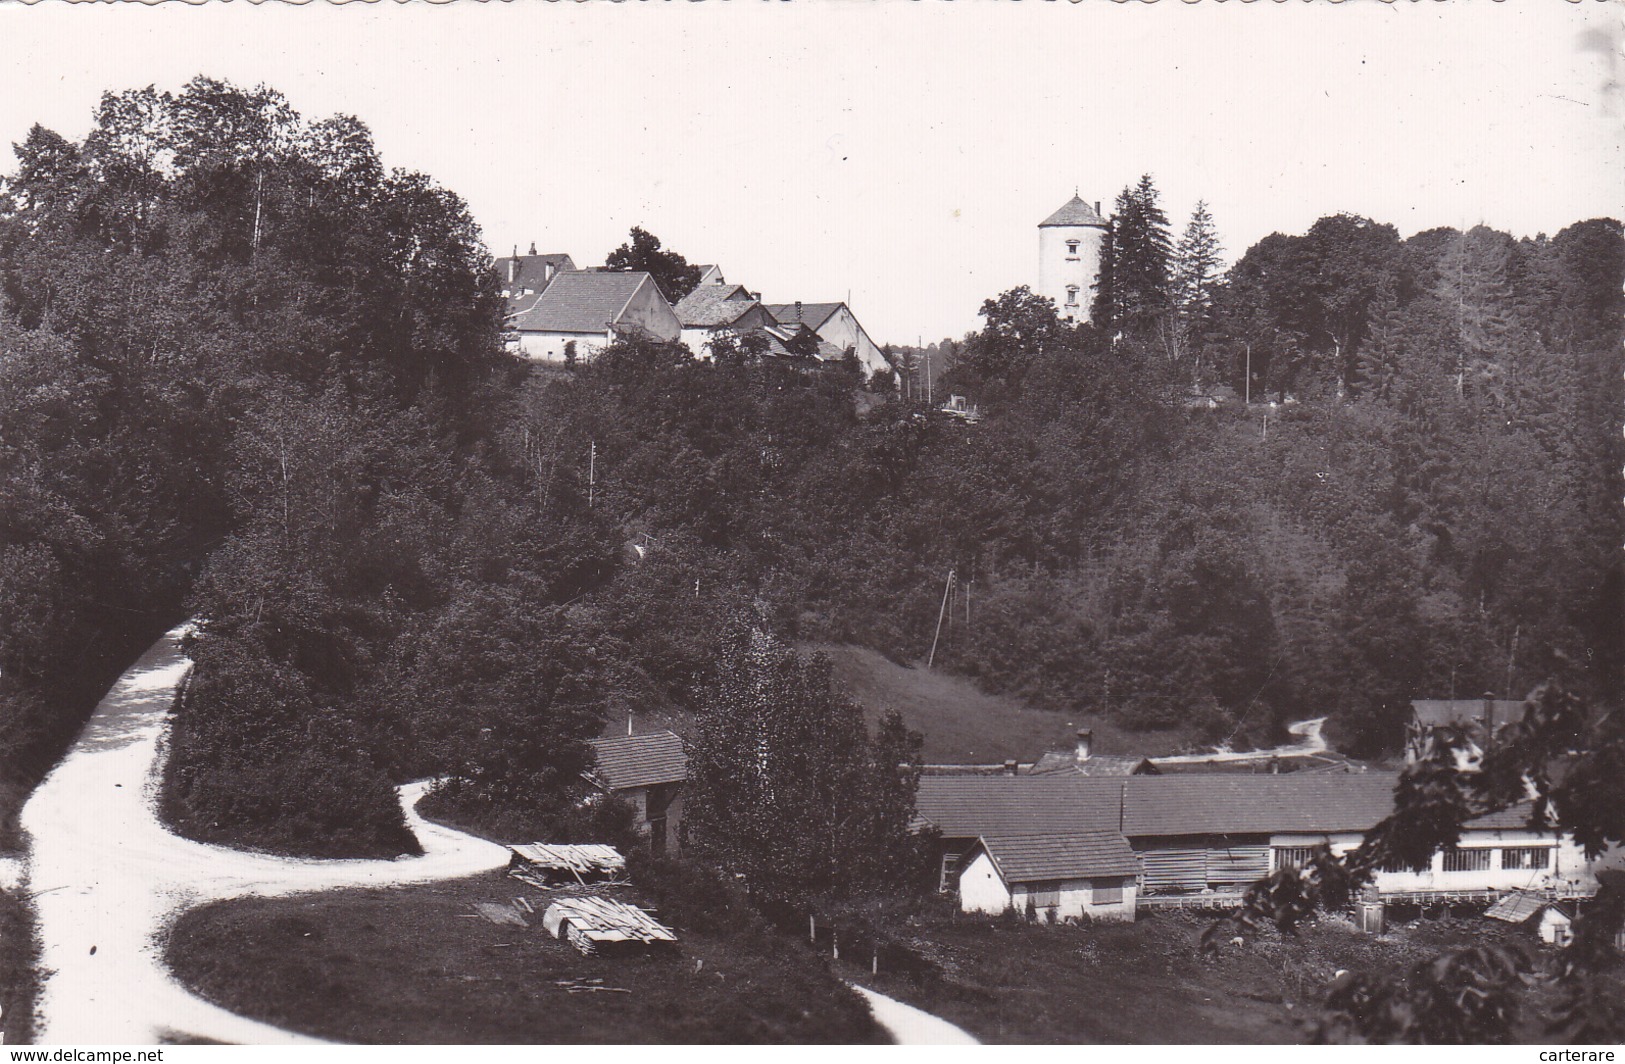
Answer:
xmin=166 ymin=874 xmax=883 ymax=1045
xmin=863 ymin=909 xmax=1618 ymax=1044
xmin=814 ymin=644 xmax=1197 ymax=764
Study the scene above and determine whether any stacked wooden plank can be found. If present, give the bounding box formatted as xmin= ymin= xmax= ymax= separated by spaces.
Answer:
xmin=507 ymin=844 xmax=626 ymax=889
xmin=542 ymin=896 xmax=677 ymax=956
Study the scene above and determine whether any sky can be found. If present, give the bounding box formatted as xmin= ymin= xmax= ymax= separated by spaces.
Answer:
xmin=1 ymin=1 xmax=1621 ymax=345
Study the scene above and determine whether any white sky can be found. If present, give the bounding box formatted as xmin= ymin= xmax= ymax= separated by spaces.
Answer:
xmin=1 ymin=1 xmax=1621 ymax=344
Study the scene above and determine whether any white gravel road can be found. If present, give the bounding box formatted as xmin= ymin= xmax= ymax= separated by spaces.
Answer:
xmin=851 ymin=985 xmax=980 ymax=1044
xmin=16 ymin=626 xmax=973 ymax=1046
xmin=18 ymin=627 xmax=510 ymax=1045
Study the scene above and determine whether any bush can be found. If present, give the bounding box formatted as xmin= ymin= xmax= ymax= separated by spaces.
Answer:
xmin=625 ymin=852 xmax=762 ymax=936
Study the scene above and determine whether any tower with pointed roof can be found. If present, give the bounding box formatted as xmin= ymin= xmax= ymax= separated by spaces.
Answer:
xmin=1038 ymin=193 xmax=1109 ymax=323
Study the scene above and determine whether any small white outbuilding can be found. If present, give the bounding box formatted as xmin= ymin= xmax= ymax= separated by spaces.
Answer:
xmin=958 ymin=831 xmax=1140 ymax=923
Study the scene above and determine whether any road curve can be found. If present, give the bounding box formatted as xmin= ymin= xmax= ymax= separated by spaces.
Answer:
xmin=19 ymin=627 xmax=510 ymax=1045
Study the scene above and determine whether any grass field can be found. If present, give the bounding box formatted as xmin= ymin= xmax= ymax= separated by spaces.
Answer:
xmin=166 ymin=874 xmax=884 ymax=1044
xmin=815 ymin=644 xmax=1197 ymax=764
xmin=861 ymin=906 xmax=1616 ymax=1044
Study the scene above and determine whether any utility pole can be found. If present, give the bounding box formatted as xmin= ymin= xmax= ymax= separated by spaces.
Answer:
xmin=1244 ymin=343 xmax=1251 ymax=405
xmin=588 ymin=440 xmax=597 ymax=508
xmin=927 ymin=568 xmax=955 ymax=669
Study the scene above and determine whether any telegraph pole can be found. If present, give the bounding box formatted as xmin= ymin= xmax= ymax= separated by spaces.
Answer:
xmin=927 ymin=568 xmax=955 ymax=669
xmin=588 ymin=441 xmax=597 ymax=508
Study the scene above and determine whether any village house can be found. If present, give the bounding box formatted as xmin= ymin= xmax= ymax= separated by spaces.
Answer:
xmin=672 ymin=283 xmax=776 ymax=357
xmin=958 ymin=831 xmax=1139 ymax=923
xmin=914 ymin=772 xmax=1597 ymax=921
xmin=585 ymin=730 xmax=688 ymax=855
xmin=764 ymin=301 xmax=890 ymax=378
xmin=494 ymin=247 xmax=577 ymax=300
xmin=505 ymin=269 xmax=682 ymax=363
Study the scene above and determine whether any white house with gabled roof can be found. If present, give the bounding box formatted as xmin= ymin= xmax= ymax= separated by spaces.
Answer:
xmin=506 ymin=270 xmax=681 ymax=363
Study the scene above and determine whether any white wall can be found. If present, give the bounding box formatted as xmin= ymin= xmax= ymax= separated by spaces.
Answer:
xmin=512 ymin=329 xmax=609 ymax=364
xmin=1269 ymin=829 xmax=1596 ymax=895
xmin=621 ymin=280 xmax=683 ymax=343
xmin=959 ymin=851 xmax=1012 ymax=915
xmin=1037 ymin=224 xmax=1106 ymax=323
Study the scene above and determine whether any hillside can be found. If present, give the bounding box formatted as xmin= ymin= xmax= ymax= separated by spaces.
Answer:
xmin=815 ymin=644 xmax=1196 ymax=764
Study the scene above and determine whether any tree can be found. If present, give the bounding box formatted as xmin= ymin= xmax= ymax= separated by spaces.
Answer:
xmin=1097 ymin=174 xmax=1174 ymax=342
xmin=684 ymin=618 xmax=927 ymax=911
xmin=604 ymin=226 xmax=702 ymax=304
xmin=1171 ymin=200 xmax=1224 ymax=383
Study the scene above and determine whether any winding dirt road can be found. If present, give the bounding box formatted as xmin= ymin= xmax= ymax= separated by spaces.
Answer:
xmin=16 ymin=628 xmax=970 ymax=1046
xmin=19 ymin=627 xmax=510 ymax=1044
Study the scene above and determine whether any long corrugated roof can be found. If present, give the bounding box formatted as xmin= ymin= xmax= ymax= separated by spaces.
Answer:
xmin=1119 ymin=773 xmax=1400 ymax=837
xmin=509 ymin=270 xmax=653 ymax=334
xmin=915 ymin=775 xmax=1121 ymax=838
xmin=1039 ymin=194 xmax=1108 ymax=229
xmin=918 ymin=772 xmax=1403 ymax=840
xmin=587 ymin=730 xmax=688 ymax=791
xmin=977 ymin=831 xmax=1140 ymax=883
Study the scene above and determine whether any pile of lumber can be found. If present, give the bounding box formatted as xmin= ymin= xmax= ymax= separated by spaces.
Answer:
xmin=541 ymin=896 xmax=677 ymax=956
xmin=507 ymin=843 xmax=626 ymax=889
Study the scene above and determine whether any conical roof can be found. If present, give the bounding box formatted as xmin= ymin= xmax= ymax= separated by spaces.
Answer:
xmin=1039 ymin=194 xmax=1107 ymax=229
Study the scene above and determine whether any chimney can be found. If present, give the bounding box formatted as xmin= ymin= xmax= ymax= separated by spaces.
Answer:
xmin=794 ymin=300 xmax=803 ymax=320
xmin=751 ymin=291 xmax=762 ymax=301
xmin=509 ymin=247 xmax=518 ymax=284
xmin=1075 ymin=729 xmax=1093 ymax=763
xmin=1094 ymin=201 xmax=1101 ymax=215
xmin=528 ymin=241 xmax=537 ymax=255
xmin=1003 ymin=759 xmax=1018 ymax=776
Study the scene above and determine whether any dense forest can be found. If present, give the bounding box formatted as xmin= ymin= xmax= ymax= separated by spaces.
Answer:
xmin=0 ymin=85 xmax=1619 ymax=865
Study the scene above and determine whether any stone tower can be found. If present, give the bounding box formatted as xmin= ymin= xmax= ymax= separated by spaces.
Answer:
xmin=1038 ymin=193 xmax=1109 ymax=323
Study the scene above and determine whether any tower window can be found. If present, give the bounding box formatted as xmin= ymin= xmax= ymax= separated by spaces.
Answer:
xmin=1065 ymin=286 xmax=1079 ymax=306
xmin=1066 ymin=240 xmax=1080 ymax=255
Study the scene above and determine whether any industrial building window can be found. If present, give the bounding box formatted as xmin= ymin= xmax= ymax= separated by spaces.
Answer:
xmin=1275 ymin=846 xmax=1318 ymax=870
xmin=1502 ymin=846 xmax=1552 ymax=870
xmin=1442 ymin=847 xmax=1492 ymax=872
xmin=1094 ymin=881 xmax=1123 ymax=904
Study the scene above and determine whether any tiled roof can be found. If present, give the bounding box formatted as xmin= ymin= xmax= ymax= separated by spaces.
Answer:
xmin=510 ymin=270 xmax=653 ymax=334
xmin=1039 ymin=194 xmax=1108 ymax=229
xmin=764 ymin=302 xmax=843 ymax=330
xmin=1030 ymin=752 xmax=1155 ymax=777
xmin=915 ymin=776 xmax=1121 ymax=839
xmin=917 ymin=772 xmax=1403 ymax=841
xmin=587 ymin=730 xmax=688 ymax=791
xmin=495 ymin=253 xmax=576 ymax=296
xmin=1118 ymin=773 xmax=1399 ymax=837
xmin=674 ymin=284 xmax=760 ymax=327
xmin=976 ymin=831 xmax=1140 ymax=883
xmin=1484 ymin=891 xmax=1546 ymax=924
xmin=1411 ymin=700 xmax=1526 ymax=729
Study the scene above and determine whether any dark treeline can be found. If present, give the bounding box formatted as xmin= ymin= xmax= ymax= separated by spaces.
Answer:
xmin=1 ymin=89 xmax=1619 ymax=865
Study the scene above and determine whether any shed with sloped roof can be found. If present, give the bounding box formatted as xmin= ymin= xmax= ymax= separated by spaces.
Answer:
xmin=587 ymin=730 xmax=688 ymax=855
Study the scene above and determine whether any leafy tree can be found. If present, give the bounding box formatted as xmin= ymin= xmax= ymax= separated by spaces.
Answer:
xmin=684 ymin=618 xmax=928 ymax=911
xmin=604 ymin=226 xmax=702 ymax=303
